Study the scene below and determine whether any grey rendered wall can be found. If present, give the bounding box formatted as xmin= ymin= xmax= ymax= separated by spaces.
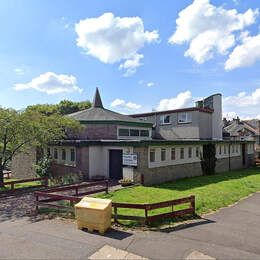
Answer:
xmin=133 ymin=146 xmax=202 ymax=185
xmin=11 ymin=148 xmax=37 ymax=179
xmin=198 ymin=112 xmax=212 ymax=139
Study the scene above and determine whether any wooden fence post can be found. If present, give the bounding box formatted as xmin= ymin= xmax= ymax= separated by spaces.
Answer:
xmin=35 ymin=194 xmax=39 ymax=214
xmin=145 ymin=206 xmax=148 ymax=225
xmin=105 ymin=180 xmax=109 ymax=194
xmin=11 ymin=183 xmax=14 ymax=191
xmin=44 ymin=177 xmax=48 ymax=187
xmin=114 ymin=206 xmax=118 ymax=223
xmin=191 ymin=195 xmax=195 ymax=214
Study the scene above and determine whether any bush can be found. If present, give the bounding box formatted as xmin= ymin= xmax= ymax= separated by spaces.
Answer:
xmin=34 ymin=156 xmax=52 ymax=178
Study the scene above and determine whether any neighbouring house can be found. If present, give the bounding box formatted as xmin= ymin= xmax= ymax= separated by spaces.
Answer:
xmin=11 ymin=88 xmax=255 ymax=184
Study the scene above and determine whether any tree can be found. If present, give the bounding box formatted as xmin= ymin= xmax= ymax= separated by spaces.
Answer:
xmin=26 ymin=100 xmax=91 ymax=116
xmin=0 ymin=108 xmax=80 ymax=187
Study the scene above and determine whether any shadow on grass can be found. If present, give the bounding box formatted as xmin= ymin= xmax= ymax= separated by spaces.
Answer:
xmin=151 ymin=167 xmax=260 ymax=191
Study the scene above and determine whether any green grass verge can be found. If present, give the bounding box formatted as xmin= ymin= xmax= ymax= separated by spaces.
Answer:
xmin=98 ymin=167 xmax=260 ymax=227
xmin=0 ymin=178 xmax=42 ymax=191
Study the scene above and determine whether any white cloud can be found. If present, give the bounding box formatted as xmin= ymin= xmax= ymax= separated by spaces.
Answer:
xmin=157 ymin=91 xmax=192 ymax=111
xmin=146 ymin=82 xmax=155 ymax=87
xmin=75 ymin=12 xmax=159 ymax=75
xmin=225 ymin=34 xmax=260 ymax=70
xmin=14 ymin=68 xmax=25 ymax=75
xmin=223 ymin=88 xmax=260 ymax=118
xmin=119 ymin=53 xmax=143 ymax=77
xmin=14 ymin=72 xmax=82 ymax=95
xmin=110 ymin=98 xmax=141 ymax=110
xmin=169 ymin=0 xmax=258 ymax=64
xmin=110 ymin=98 xmax=125 ymax=107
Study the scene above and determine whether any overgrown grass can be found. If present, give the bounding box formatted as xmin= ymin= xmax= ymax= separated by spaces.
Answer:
xmin=98 ymin=167 xmax=260 ymax=226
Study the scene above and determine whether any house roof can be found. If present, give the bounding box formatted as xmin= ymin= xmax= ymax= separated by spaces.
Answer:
xmin=67 ymin=88 xmax=152 ymax=127
xmin=224 ymin=120 xmax=257 ymax=136
xmin=130 ymin=107 xmax=213 ymax=118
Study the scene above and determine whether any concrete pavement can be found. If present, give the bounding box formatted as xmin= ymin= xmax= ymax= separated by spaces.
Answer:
xmin=1 ymin=193 xmax=260 ymax=259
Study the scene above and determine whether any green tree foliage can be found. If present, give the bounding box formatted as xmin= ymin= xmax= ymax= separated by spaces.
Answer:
xmin=0 ymin=108 xmax=80 ymax=187
xmin=26 ymin=100 xmax=91 ymax=116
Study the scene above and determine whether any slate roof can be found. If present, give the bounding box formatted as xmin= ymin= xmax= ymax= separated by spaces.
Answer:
xmin=68 ymin=88 xmax=152 ymax=127
xmin=224 ymin=120 xmax=257 ymax=137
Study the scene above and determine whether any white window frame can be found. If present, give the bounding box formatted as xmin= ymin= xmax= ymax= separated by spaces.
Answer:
xmin=159 ymin=115 xmax=171 ymax=125
xmin=178 ymin=112 xmax=192 ymax=124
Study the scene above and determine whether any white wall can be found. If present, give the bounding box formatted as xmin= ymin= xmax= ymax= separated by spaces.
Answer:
xmin=89 ymin=146 xmax=133 ymax=178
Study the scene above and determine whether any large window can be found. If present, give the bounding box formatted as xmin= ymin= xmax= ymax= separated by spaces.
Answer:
xmin=62 ymin=149 xmax=66 ymax=161
xmin=159 ymin=115 xmax=171 ymax=125
xmin=196 ymin=147 xmax=200 ymax=157
xmin=171 ymin=148 xmax=176 ymax=160
xmin=180 ymin=148 xmax=184 ymax=159
xmin=54 ymin=148 xmax=58 ymax=159
xmin=118 ymin=128 xmax=150 ymax=138
xmin=118 ymin=128 xmax=129 ymax=137
xmin=161 ymin=148 xmax=166 ymax=161
xmin=150 ymin=149 xmax=155 ymax=162
xmin=47 ymin=148 xmax=51 ymax=157
xmin=188 ymin=147 xmax=192 ymax=158
xmin=70 ymin=149 xmax=75 ymax=162
xmin=178 ymin=112 xmax=192 ymax=124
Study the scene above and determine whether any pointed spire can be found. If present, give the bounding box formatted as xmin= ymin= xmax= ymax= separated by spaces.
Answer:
xmin=92 ymin=87 xmax=104 ymax=108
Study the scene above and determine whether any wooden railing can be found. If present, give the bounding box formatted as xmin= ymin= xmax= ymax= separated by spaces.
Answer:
xmin=4 ymin=176 xmax=48 ymax=191
xmin=112 ymin=195 xmax=195 ymax=225
xmin=3 ymin=170 xmax=11 ymax=179
xmin=34 ymin=180 xmax=109 ymax=213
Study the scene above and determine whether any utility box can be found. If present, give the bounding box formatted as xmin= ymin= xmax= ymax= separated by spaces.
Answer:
xmin=75 ymin=197 xmax=112 ymax=234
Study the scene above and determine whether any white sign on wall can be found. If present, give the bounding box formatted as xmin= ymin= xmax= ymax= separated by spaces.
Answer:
xmin=123 ymin=153 xmax=138 ymax=166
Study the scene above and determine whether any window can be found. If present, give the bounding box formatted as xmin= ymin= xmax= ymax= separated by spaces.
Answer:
xmin=219 ymin=145 xmax=222 ymax=155
xmin=171 ymin=148 xmax=176 ymax=160
xmin=236 ymin=145 xmax=239 ymax=153
xmin=161 ymin=148 xmax=166 ymax=161
xmin=224 ymin=145 xmax=227 ymax=154
xmin=47 ymin=148 xmax=51 ymax=157
xmin=70 ymin=149 xmax=75 ymax=162
xmin=178 ymin=112 xmax=192 ymax=124
xmin=180 ymin=148 xmax=184 ymax=159
xmin=188 ymin=147 xmax=192 ymax=158
xmin=150 ymin=149 xmax=155 ymax=162
xmin=160 ymin=115 xmax=171 ymax=125
xmin=119 ymin=128 xmax=129 ymax=137
xmin=140 ymin=130 xmax=149 ymax=137
xmin=54 ymin=148 xmax=58 ymax=159
xmin=130 ymin=129 xmax=139 ymax=136
xmin=62 ymin=149 xmax=66 ymax=161
xmin=196 ymin=147 xmax=200 ymax=157
xmin=232 ymin=145 xmax=235 ymax=153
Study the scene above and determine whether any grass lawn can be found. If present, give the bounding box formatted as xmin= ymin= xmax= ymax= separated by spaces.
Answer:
xmin=99 ymin=167 xmax=260 ymax=226
xmin=0 ymin=178 xmax=42 ymax=192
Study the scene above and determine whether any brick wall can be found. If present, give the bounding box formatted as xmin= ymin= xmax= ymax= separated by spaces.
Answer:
xmin=69 ymin=124 xmax=118 ymax=140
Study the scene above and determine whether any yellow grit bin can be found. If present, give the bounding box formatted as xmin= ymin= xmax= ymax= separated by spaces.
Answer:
xmin=75 ymin=197 xmax=112 ymax=234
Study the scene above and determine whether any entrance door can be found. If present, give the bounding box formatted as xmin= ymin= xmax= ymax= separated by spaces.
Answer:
xmin=109 ymin=150 xmax=123 ymax=180
xmin=242 ymin=144 xmax=246 ymax=166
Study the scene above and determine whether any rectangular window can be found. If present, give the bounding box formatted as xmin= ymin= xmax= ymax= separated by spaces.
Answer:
xmin=232 ymin=145 xmax=235 ymax=153
xmin=159 ymin=115 xmax=171 ymax=125
xmin=188 ymin=147 xmax=192 ymax=158
xmin=171 ymin=148 xmax=176 ymax=160
xmin=180 ymin=148 xmax=184 ymax=159
xmin=47 ymin=148 xmax=51 ymax=157
xmin=236 ymin=145 xmax=239 ymax=153
xmin=119 ymin=128 xmax=129 ymax=137
xmin=224 ymin=145 xmax=227 ymax=154
xmin=219 ymin=145 xmax=222 ymax=155
xmin=70 ymin=149 xmax=75 ymax=162
xmin=178 ymin=112 xmax=192 ymax=124
xmin=54 ymin=148 xmax=58 ymax=159
xmin=130 ymin=129 xmax=140 ymax=136
xmin=150 ymin=149 xmax=155 ymax=162
xmin=196 ymin=147 xmax=200 ymax=157
xmin=140 ymin=130 xmax=149 ymax=137
xmin=161 ymin=148 xmax=166 ymax=161
xmin=62 ymin=149 xmax=66 ymax=161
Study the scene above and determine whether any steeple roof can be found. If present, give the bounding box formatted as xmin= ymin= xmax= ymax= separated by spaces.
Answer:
xmin=92 ymin=87 xmax=103 ymax=108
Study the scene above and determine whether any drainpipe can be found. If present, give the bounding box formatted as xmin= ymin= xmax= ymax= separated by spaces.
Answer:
xmin=228 ymin=143 xmax=231 ymax=171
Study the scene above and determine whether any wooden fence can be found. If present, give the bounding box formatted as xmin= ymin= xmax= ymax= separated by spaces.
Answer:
xmin=112 ymin=195 xmax=195 ymax=225
xmin=3 ymin=170 xmax=11 ymax=179
xmin=35 ymin=180 xmax=109 ymax=213
xmin=4 ymin=176 xmax=48 ymax=191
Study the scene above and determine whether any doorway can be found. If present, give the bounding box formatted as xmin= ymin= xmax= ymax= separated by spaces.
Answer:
xmin=109 ymin=149 xmax=123 ymax=180
xmin=242 ymin=144 xmax=246 ymax=166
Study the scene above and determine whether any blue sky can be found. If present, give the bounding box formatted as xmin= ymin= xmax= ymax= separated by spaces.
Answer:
xmin=0 ymin=0 xmax=260 ymax=119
